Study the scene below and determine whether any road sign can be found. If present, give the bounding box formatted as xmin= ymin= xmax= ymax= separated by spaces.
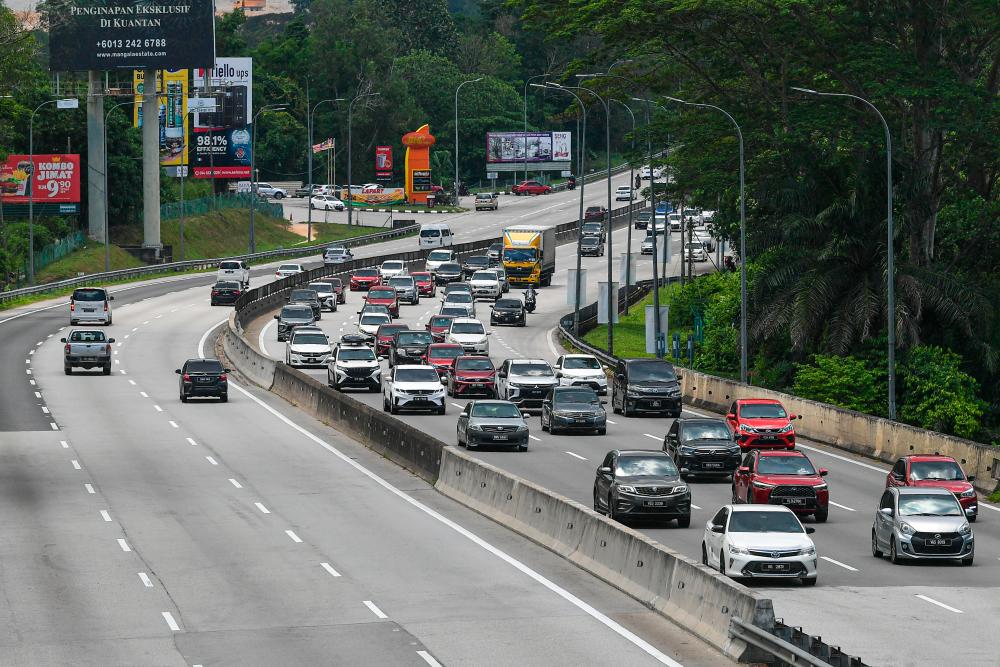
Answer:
xmin=486 ymin=172 xmax=498 ymax=180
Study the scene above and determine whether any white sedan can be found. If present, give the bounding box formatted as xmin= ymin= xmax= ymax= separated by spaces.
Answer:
xmin=311 ymin=194 xmax=345 ymax=211
xmin=275 ymin=263 xmax=305 ymax=279
xmin=285 ymin=329 xmax=332 ymax=367
xmin=615 ymin=186 xmax=634 ymax=201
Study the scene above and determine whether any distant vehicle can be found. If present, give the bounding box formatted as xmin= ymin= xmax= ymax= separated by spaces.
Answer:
xmin=490 ymin=297 xmax=526 ymax=327
xmin=486 ymin=242 xmax=503 ymax=262
xmin=310 ymin=194 xmax=345 ymax=211
xmin=387 ymin=275 xmax=420 ymax=305
xmin=594 ymin=449 xmax=690 ymax=526
xmin=872 ymin=487 xmax=974 ymax=566
xmin=419 ymin=223 xmax=454 ymax=248
xmin=640 ymin=232 xmax=660 ymax=255
xmin=726 ymin=398 xmax=799 ymax=450
xmin=441 ymin=291 xmax=476 ymax=318
xmin=668 ymin=213 xmax=683 ymax=232
xmin=253 ymin=182 xmax=287 ymax=199
xmin=663 ymin=417 xmax=741 ymax=478
xmin=425 ymin=314 xmax=457 ymax=343
xmin=733 ymin=449 xmax=830 ymax=522
xmin=446 ymin=317 xmax=489 ymax=355
xmin=274 ymin=304 xmax=316 ymax=341
xmin=69 ymin=287 xmax=114 ymax=325
xmin=703 ymin=505 xmax=817 ymax=584
xmin=443 ymin=283 xmax=473 ymax=296
xmin=440 ymin=305 xmax=472 ymax=319
xmin=434 ymin=262 xmax=464 ymax=285
xmin=511 ymin=180 xmax=552 ymax=196
xmin=496 ymin=358 xmax=558 ymax=412
xmin=615 ymin=185 xmax=634 ymax=201
xmin=425 ymin=249 xmax=456 ymax=274
xmin=635 ymin=210 xmax=652 ymax=230
xmin=475 ymin=192 xmax=499 ymax=210
xmin=469 ymin=270 xmax=502 ymax=301
xmin=541 ymin=386 xmax=607 ymax=435
xmin=447 ymin=356 xmax=496 ymax=398
xmin=584 ymin=206 xmax=607 ymax=223
xmin=580 ymin=235 xmax=605 ymax=257
xmin=502 ymin=225 xmax=556 ymax=287
xmin=307 ymin=281 xmax=338 ymax=312
xmin=375 ymin=323 xmax=410 ymax=358
xmin=684 ymin=242 xmax=708 ymax=263
xmin=357 ymin=312 xmax=391 ymax=340
xmin=553 ymin=354 xmax=607 ymax=394
xmin=285 ymin=328 xmax=332 ymax=367
xmin=287 ymin=288 xmax=322 ymax=319
xmin=349 ymin=268 xmax=381 ymax=291
xmin=217 ymin=260 xmax=249 ymax=287
xmin=682 ymin=207 xmax=702 ymax=224
xmin=457 ymin=400 xmax=529 ymax=451
xmin=61 ymin=329 xmax=114 ymax=375
xmin=364 ymin=287 xmax=400 ymax=318
xmin=640 ymin=166 xmax=662 ymax=180
xmin=210 ymin=280 xmax=243 ymax=306
xmin=461 ymin=255 xmax=491 ymax=279
xmin=359 ymin=304 xmax=392 ymax=321
xmin=611 ymin=358 xmax=682 ymax=418
xmin=383 ymin=365 xmax=447 ymax=415
xmin=275 ymin=263 xmax=304 ymax=279
xmin=692 ymin=228 xmax=715 ymax=252
xmin=379 ymin=260 xmax=407 ymax=280
xmin=581 ymin=221 xmax=605 ymax=239
xmin=886 ymin=455 xmax=978 ymax=522
xmin=328 ymin=337 xmax=380 ymax=392
xmin=410 ymin=271 xmax=436 ymax=297
xmin=491 ymin=264 xmax=510 ymax=293
xmin=323 ymin=245 xmax=353 ymax=264
xmin=176 ymin=358 xmax=230 ymax=403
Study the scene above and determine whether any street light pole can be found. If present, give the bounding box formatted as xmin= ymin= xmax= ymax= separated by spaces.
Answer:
xmin=522 ymin=74 xmax=547 ymax=183
xmin=611 ymin=98 xmax=636 ymax=312
xmin=792 ymin=87 xmax=896 ymax=419
xmin=249 ymin=103 xmax=287 ymax=255
xmin=632 ymin=97 xmax=663 ymax=356
xmin=307 ymin=97 xmax=344 ymax=241
xmin=454 ymin=77 xmax=483 ymax=205
xmin=347 ymin=92 xmax=379 ymax=228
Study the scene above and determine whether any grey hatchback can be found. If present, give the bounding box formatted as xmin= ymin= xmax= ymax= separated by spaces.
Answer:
xmin=456 ymin=400 xmax=529 ymax=451
xmin=872 ymin=486 xmax=974 ymax=565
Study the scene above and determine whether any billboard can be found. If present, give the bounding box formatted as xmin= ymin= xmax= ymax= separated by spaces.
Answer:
xmin=375 ymin=146 xmax=393 ymax=181
xmin=0 ymin=154 xmax=81 ymax=204
xmin=192 ymin=58 xmax=253 ymax=179
xmin=134 ymin=69 xmax=189 ymax=168
xmin=486 ymin=131 xmax=572 ymax=164
xmin=47 ymin=0 xmax=216 ymax=71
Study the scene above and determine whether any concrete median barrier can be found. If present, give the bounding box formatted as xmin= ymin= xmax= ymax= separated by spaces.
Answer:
xmin=224 ymin=312 xmax=276 ymax=389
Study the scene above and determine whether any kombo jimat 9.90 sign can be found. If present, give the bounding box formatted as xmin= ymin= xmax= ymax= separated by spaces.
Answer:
xmin=47 ymin=0 xmax=216 ymax=71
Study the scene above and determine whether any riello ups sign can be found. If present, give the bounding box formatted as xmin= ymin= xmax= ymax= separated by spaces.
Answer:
xmin=47 ymin=0 xmax=216 ymax=71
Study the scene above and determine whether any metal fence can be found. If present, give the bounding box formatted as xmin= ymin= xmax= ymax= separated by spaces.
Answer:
xmin=27 ymin=231 xmax=87 ymax=275
xmin=160 ymin=194 xmax=284 ymax=221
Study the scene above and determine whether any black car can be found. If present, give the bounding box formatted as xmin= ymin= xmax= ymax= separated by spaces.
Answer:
xmin=461 ymin=255 xmax=491 ymax=279
xmin=663 ymin=418 xmax=742 ymax=478
xmin=593 ymin=449 xmax=691 ymax=526
xmin=635 ymin=210 xmax=652 ymax=229
xmin=389 ymin=330 xmax=434 ymax=367
xmin=288 ymin=288 xmax=323 ymax=319
xmin=210 ymin=280 xmax=242 ymax=306
xmin=580 ymin=236 xmax=605 ymax=257
xmin=541 ymin=386 xmax=607 ymax=435
xmin=490 ymin=297 xmax=526 ymax=326
xmin=435 ymin=262 xmax=464 ymax=284
xmin=611 ymin=358 xmax=682 ymax=417
xmin=176 ymin=358 xmax=229 ymax=403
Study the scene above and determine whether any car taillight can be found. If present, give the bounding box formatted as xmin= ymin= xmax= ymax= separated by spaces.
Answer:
xmin=211 ymin=290 xmax=219 ymax=296
xmin=183 ymin=373 xmax=191 ymax=381
xmin=70 ymin=302 xmax=75 ymax=311
xmin=219 ymin=373 xmax=228 ymax=382
xmin=64 ymin=344 xmax=70 ymax=353
xmin=104 ymin=301 xmax=109 ymax=311
xmin=105 ymin=344 xmax=112 ymax=354
xmin=233 ymin=290 xmax=241 ymax=296
xmin=276 ymin=272 xmax=281 ymax=277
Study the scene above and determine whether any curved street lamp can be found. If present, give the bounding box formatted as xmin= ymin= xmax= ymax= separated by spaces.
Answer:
xmin=454 ymin=77 xmax=484 ymax=205
xmin=347 ymin=91 xmax=380 ymax=227
xmin=249 ymin=103 xmax=288 ymax=255
xmin=307 ymin=97 xmax=344 ymax=240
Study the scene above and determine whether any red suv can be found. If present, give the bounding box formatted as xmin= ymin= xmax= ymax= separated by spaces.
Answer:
xmin=425 ymin=343 xmax=463 ymax=379
xmin=364 ymin=287 xmax=400 ymax=317
xmin=350 ymin=269 xmax=381 ymax=291
xmin=726 ymin=398 xmax=799 ymax=449
xmin=732 ymin=449 xmax=829 ymax=522
xmin=425 ymin=314 xmax=457 ymax=342
xmin=411 ymin=271 xmax=436 ymax=297
xmin=375 ymin=323 xmax=409 ymax=358
xmin=447 ymin=355 xmax=496 ymax=397
xmin=886 ymin=455 xmax=978 ymax=522
xmin=511 ymin=180 xmax=552 ymax=196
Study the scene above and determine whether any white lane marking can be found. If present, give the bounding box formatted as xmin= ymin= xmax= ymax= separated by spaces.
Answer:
xmin=606 ymin=419 xmax=617 ymax=425
xmin=132 ymin=327 xmax=138 ymax=332
xmin=170 ymin=308 xmax=178 ymax=313
xmin=25 ymin=369 xmax=31 ymax=375
xmin=199 ymin=323 xmax=685 ymax=667
xmin=71 ymin=460 xmax=81 ymax=470
xmin=24 ymin=359 xmax=29 ymax=363
xmin=168 ymin=420 xmax=178 ymax=428
xmin=114 ymin=359 xmax=120 ymax=365
xmin=829 ymin=501 xmax=856 ymax=512
xmin=138 ymin=572 xmax=154 ymax=588
xmin=794 ymin=443 xmax=888 ymax=473
xmin=36 ymin=340 xmax=43 ymax=345
xmin=119 ymin=369 xmax=126 ymax=374
xmin=124 ymin=334 xmax=130 ymax=339
xmin=29 ymin=349 xmax=34 ymax=355
xmin=916 ymin=594 xmax=962 ymax=614
xmin=85 ymin=484 xmax=95 ymax=494
xmin=29 ymin=379 xmax=35 ymax=385
xmin=206 ymin=456 xmax=218 ymax=465
xmin=565 ymin=451 xmax=588 ymax=461
xmin=128 ymin=379 xmax=136 ymax=385
xmin=186 ymin=437 xmax=198 ymax=446
xmin=228 ymin=478 xmax=242 ymax=489
xmin=691 ymin=504 xmax=702 ymax=510
xmin=116 ymin=341 xmax=122 ymax=347
xmin=258 ymin=319 xmax=276 ymax=357
xmin=979 ymin=503 xmax=1000 ymax=513
xmin=139 ymin=391 xmax=148 ymax=398
xmin=155 ymin=314 xmax=162 ymax=319
xmin=451 ymin=402 xmax=464 ymax=409
xmin=285 ymin=529 xmax=303 ymax=543
xmin=363 ymin=600 xmax=388 ymax=619
xmin=254 ymin=502 xmax=271 ymax=514
xmin=59 ymin=440 xmax=68 ymax=448
xmin=142 ymin=320 xmax=150 ymax=325
xmin=117 ymin=538 xmax=131 ymax=552
xmin=113 ymin=350 xmax=118 ymax=356
xmin=643 ymin=433 xmax=660 ymax=441
xmin=161 ymin=611 xmax=181 ymax=632
xmin=529 ymin=435 xmax=541 ymax=441
xmin=153 ymin=405 xmax=163 ymax=412
xmin=100 ymin=510 xmax=112 ymax=522
xmin=417 ymin=650 xmax=443 ymax=667
xmin=320 ymin=562 xmax=341 ymax=578
xmin=821 ymin=556 xmax=858 ymax=572
xmin=41 ymin=406 xmax=49 ymax=414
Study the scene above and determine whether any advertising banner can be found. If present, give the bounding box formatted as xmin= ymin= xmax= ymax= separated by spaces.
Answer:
xmin=486 ymin=131 xmax=572 ymax=164
xmin=313 ymin=138 xmax=334 ymax=153
xmin=0 ymin=154 xmax=81 ymax=204
xmin=47 ymin=0 xmax=216 ymax=71
xmin=340 ymin=184 xmax=406 ymax=205
xmin=192 ymin=58 xmax=253 ymax=179
xmin=375 ymin=146 xmax=393 ymax=181
xmin=134 ymin=69 xmax=189 ymax=168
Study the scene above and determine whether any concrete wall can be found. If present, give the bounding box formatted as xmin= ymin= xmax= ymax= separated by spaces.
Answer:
xmin=224 ymin=311 xmax=276 ymax=389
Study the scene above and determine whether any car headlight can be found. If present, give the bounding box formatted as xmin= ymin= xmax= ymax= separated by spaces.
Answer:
xmin=728 ymin=544 xmax=749 ymax=555
xmin=469 ymin=423 xmax=484 ymax=431
xmin=814 ymin=483 xmax=827 ymax=490
xmin=739 ymin=423 xmax=756 ymax=433
xmin=752 ymin=480 xmax=775 ymax=489
xmin=667 ymin=387 xmax=681 ymax=397
xmin=678 ymin=445 xmax=696 ymax=455
xmin=956 ymin=521 xmax=971 ymax=535
xmin=798 ymin=545 xmax=816 ymax=556
xmin=617 ymin=485 xmax=637 ymax=494
xmin=727 ymin=444 xmax=741 ymax=454
xmin=899 ymin=522 xmax=916 ymax=536
xmin=778 ymin=423 xmax=794 ymax=433
xmin=960 ymin=488 xmax=976 ymax=498
xmin=670 ymin=485 xmax=688 ymax=495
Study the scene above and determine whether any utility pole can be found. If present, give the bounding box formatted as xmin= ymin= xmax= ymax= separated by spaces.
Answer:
xmin=141 ymin=68 xmax=161 ymax=256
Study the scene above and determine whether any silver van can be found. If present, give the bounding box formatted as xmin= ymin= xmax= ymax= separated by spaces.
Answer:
xmin=69 ymin=287 xmax=114 ymax=325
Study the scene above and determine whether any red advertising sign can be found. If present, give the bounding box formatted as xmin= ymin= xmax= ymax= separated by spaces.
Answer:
xmin=375 ymin=145 xmax=393 ymax=181
xmin=0 ymin=154 xmax=81 ymax=203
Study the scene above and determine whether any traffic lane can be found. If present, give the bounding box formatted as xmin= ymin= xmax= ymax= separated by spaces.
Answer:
xmin=127 ymin=287 xmax=726 ymax=666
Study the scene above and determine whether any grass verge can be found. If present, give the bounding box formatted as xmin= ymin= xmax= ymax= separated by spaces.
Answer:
xmin=582 ymin=286 xmax=695 ymax=359
xmin=36 ymin=245 xmax=145 ymax=283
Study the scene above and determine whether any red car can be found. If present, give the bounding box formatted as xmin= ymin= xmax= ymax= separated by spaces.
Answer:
xmin=328 ymin=277 xmax=346 ymax=304
xmin=732 ymin=449 xmax=829 ymax=522
xmin=511 ymin=180 xmax=552 ymax=196
xmin=447 ymin=355 xmax=496 ymax=397
xmin=425 ymin=314 xmax=457 ymax=343
xmin=411 ymin=271 xmax=436 ymax=297
xmin=425 ymin=343 xmax=463 ymax=379
xmin=350 ymin=268 xmax=381 ymax=291
xmin=887 ymin=455 xmax=978 ymax=522
xmin=726 ymin=398 xmax=799 ymax=449
xmin=364 ymin=287 xmax=400 ymax=317
xmin=375 ymin=323 xmax=410 ymax=358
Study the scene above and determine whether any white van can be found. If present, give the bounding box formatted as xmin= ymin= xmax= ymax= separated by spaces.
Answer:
xmin=419 ymin=223 xmax=454 ymax=248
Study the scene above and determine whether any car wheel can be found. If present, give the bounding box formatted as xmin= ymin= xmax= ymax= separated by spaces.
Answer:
xmin=597 ymin=428 xmax=606 ymax=436
xmin=814 ymin=507 xmax=829 ymax=523
xmin=801 ymin=576 xmax=818 ymax=587
xmin=731 ymin=487 xmax=739 ymax=504
xmin=676 ymin=514 xmax=691 ymax=528
xmin=607 ymin=494 xmax=618 ymax=522
xmin=382 ymin=396 xmax=390 ymax=412
xmin=871 ymin=530 xmax=883 ymax=558
xmin=438 ymin=405 xmax=446 ymax=416
xmin=64 ymin=366 xmax=72 ymax=375
xmin=962 ymin=552 xmax=974 ymax=566
xmin=103 ymin=365 xmax=112 ymax=376
xmin=219 ymin=394 xmax=228 ymax=403
xmin=622 ymin=401 xmax=631 ymax=418
xmin=541 ymin=413 xmax=549 ymax=432
xmin=969 ymin=515 xmax=977 ymax=523
xmin=180 ymin=393 xmax=188 ymax=403
xmin=701 ymin=543 xmax=709 ymax=566
xmin=518 ymin=443 xmax=528 ymax=452
xmin=390 ymin=400 xmax=399 ymax=415
xmin=719 ymin=552 xmax=727 ymax=577
xmin=457 ymin=429 xmax=464 ymax=447
xmin=889 ymin=538 xmax=901 ymax=565
xmin=593 ymin=487 xmax=603 ymax=513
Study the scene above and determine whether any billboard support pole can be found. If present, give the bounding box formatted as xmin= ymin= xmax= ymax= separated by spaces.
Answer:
xmin=104 ymin=101 xmax=133 ymax=272
xmin=306 ymin=82 xmax=312 ymax=242
xmin=141 ymin=68 xmax=161 ymax=255
xmin=87 ymin=71 xmax=106 ymax=244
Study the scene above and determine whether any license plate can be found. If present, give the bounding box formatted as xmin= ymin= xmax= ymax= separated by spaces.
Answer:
xmin=784 ymin=498 xmax=806 ymax=505
xmin=650 ymin=400 xmax=661 ymax=407
xmin=703 ymin=463 xmax=723 ymax=469
xmin=927 ymin=539 xmax=949 ymax=546
xmin=81 ymin=356 xmax=96 ymax=362
xmin=197 ymin=377 xmax=212 ymax=383
xmin=84 ymin=308 xmax=95 ymax=312
xmin=762 ymin=563 xmax=790 ymax=572
xmin=575 ymin=419 xmax=588 ymax=423
xmin=492 ymin=435 xmax=508 ymax=441
xmin=646 ymin=501 xmax=666 ymax=507
xmin=471 ymin=383 xmax=484 ymax=388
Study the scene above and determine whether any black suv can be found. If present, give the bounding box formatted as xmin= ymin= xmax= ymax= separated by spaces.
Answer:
xmin=389 ymin=330 xmax=434 ymax=367
xmin=593 ymin=449 xmax=691 ymax=527
xmin=461 ymin=255 xmax=491 ymax=279
xmin=176 ymin=358 xmax=229 ymax=403
xmin=490 ymin=298 xmax=526 ymax=327
xmin=288 ymin=288 xmax=323 ymax=319
xmin=635 ymin=210 xmax=652 ymax=229
xmin=580 ymin=235 xmax=605 ymax=257
xmin=663 ymin=418 xmax=741 ymax=478
xmin=611 ymin=358 xmax=682 ymax=417
xmin=541 ymin=386 xmax=607 ymax=435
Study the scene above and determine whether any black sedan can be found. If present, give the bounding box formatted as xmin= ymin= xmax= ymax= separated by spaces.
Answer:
xmin=541 ymin=386 xmax=607 ymax=435
xmin=461 ymin=255 xmax=491 ymax=279
xmin=663 ymin=417 xmax=742 ymax=478
xmin=288 ymin=288 xmax=322 ymax=320
xmin=176 ymin=358 xmax=229 ymax=403
xmin=389 ymin=330 xmax=434 ymax=367
xmin=210 ymin=280 xmax=242 ymax=306
xmin=435 ymin=262 xmax=464 ymax=284
xmin=593 ymin=449 xmax=691 ymax=527
xmin=456 ymin=400 xmax=529 ymax=451
xmin=490 ymin=298 xmax=526 ymax=327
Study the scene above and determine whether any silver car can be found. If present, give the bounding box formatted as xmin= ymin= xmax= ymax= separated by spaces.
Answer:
xmin=456 ymin=400 xmax=529 ymax=451
xmin=70 ymin=287 xmax=114 ymax=325
xmin=387 ymin=275 xmax=419 ymax=305
xmin=872 ymin=487 xmax=974 ymax=565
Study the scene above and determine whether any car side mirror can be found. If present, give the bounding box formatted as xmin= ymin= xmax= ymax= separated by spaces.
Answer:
xmin=880 ymin=507 xmax=893 ymax=516
xmin=891 ymin=472 xmax=903 ymax=480
xmin=521 ymin=411 xmax=530 ymax=418
xmin=460 ymin=412 xmax=468 ymax=417
xmin=676 ymin=375 xmax=683 ymax=382
xmin=109 ymin=296 xmax=115 ymax=301
xmin=225 ymin=368 xmax=233 ymax=373
xmin=174 ymin=369 xmax=182 ymax=374
xmin=357 ymin=311 xmax=363 ymax=315
xmin=819 ymin=468 xmax=828 ymax=477
xmin=967 ymin=475 xmax=976 ymax=482
xmin=486 ymin=332 xmax=492 ymax=336
xmin=805 ymin=527 xmax=816 ymax=535
xmin=108 ymin=338 xmax=116 ymax=343
xmin=598 ymin=466 xmax=612 ymax=475
xmin=60 ymin=338 xmax=66 ymax=343
xmin=788 ymin=414 xmax=798 ymax=420
xmin=738 ymin=466 xmax=750 ymax=474
xmin=710 ymin=524 xmax=724 ymax=534
xmin=274 ymin=314 xmax=279 ymax=319
xmin=600 ymin=400 xmax=608 ymax=405
xmin=727 ymin=413 xmax=736 ymax=420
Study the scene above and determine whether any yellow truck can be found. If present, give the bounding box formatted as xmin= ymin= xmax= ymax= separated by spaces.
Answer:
xmin=502 ymin=225 xmax=556 ymax=287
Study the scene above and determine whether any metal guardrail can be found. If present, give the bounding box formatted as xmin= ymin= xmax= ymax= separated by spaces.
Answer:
xmin=731 ymin=618 xmax=869 ymax=667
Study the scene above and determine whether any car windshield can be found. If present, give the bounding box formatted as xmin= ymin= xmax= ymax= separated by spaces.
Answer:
xmin=72 ymin=288 xmax=106 ymax=301
xmin=69 ymin=330 xmax=107 ymax=342
xmin=466 ymin=257 xmax=489 ymax=266
xmin=685 ymin=243 xmax=702 ymax=250
xmin=897 ymin=494 xmax=963 ymax=517
xmin=329 ymin=278 xmax=343 ymax=287
xmin=439 ymin=263 xmax=462 ymax=273
xmin=740 ymin=403 xmax=787 ymax=419
xmin=583 ymin=222 xmax=602 ymax=230
xmin=512 ymin=363 xmax=553 ymax=376
xmin=456 ymin=358 xmax=493 ymax=371
xmin=628 ymin=361 xmax=677 ymax=382
xmin=292 ymin=333 xmax=328 ymax=345
xmin=682 ymin=422 xmax=732 ymax=441
xmin=389 ymin=277 xmax=413 ymax=286
xmin=327 ymin=246 xmax=347 ymax=253
xmin=220 ymin=261 xmax=241 ymax=269
xmin=495 ymin=299 xmax=521 ymax=309
xmin=909 ymin=460 xmax=965 ymax=481
xmin=354 ymin=269 xmax=378 ymax=277
xmin=446 ymin=284 xmax=471 ymax=293
xmin=278 ymin=265 xmax=300 ymax=272
xmin=555 ymin=389 xmax=598 ymax=404
xmin=563 ymin=357 xmax=601 ymax=370
xmin=368 ymin=289 xmax=396 ymax=299
xmin=398 ymin=332 xmax=432 ymax=345
xmin=215 ymin=281 xmax=240 ymax=289
xmin=446 ymin=293 xmax=474 ymax=303
xmin=420 ymin=228 xmax=441 ymax=237
xmin=757 ymin=456 xmax=817 ymax=476
xmin=452 ymin=322 xmax=485 ymax=335
xmin=582 ymin=238 xmax=599 ymax=246
xmin=378 ymin=326 xmax=408 ymax=337
xmin=361 ymin=315 xmax=389 ymax=325
xmin=471 ymin=403 xmax=522 ymax=418
xmin=429 ymin=346 xmax=462 ymax=359
xmin=281 ymin=306 xmax=312 ymax=319
xmin=308 ymin=283 xmax=333 ymax=292
xmin=476 ymin=194 xmax=493 ymax=201
xmin=728 ymin=511 xmax=804 ymax=533
xmin=428 ymin=250 xmax=452 ymax=261
xmin=615 ymin=456 xmax=678 ymax=477
xmin=395 ymin=368 xmax=441 ymax=383
xmin=186 ymin=360 xmax=223 ymax=373
xmin=503 ymin=248 xmax=538 ymax=262
xmin=430 ymin=316 xmax=454 ymax=327
xmin=339 ymin=348 xmax=376 ymax=361
xmin=382 ymin=262 xmax=403 ymax=270
xmin=290 ymin=290 xmax=317 ymax=300
xmin=411 ymin=273 xmax=431 ymax=280
xmin=442 ymin=307 xmax=468 ymax=316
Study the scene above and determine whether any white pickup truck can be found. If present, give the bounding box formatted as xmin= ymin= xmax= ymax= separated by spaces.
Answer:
xmin=217 ymin=260 xmax=250 ymax=287
xmin=61 ymin=329 xmax=115 ymax=375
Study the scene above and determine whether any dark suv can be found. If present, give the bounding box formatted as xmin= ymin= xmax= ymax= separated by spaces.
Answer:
xmin=389 ymin=330 xmax=434 ymax=367
xmin=288 ymin=288 xmax=322 ymax=319
xmin=462 ymin=255 xmax=491 ymax=279
xmin=176 ymin=358 xmax=229 ymax=403
xmin=611 ymin=358 xmax=682 ymax=417
xmin=663 ymin=418 xmax=742 ymax=478
xmin=274 ymin=304 xmax=316 ymax=341
xmin=593 ymin=449 xmax=691 ymax=527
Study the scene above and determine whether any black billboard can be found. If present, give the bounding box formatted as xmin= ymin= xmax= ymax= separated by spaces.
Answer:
xmin=48 ymin=0 xmax=216 ymax=71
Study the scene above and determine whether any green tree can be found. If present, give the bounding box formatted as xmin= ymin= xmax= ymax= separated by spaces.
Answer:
xmin=793 ymin=355 xmax=884 ymax=416
xmin=899 ymin=346 xmax=987 ymax=440
xmin=381 ymin=0 xmax=458 ymax=56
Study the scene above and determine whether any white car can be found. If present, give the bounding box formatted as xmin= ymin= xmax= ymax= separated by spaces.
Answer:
xmin=285 ymin=329 xmax=332 ymax=367
xmin=682 ymin=207 xmax=702 ymax=224
xmin=327 ymin=338 xmax=381 ymax=392
xmin=446 ymin=318 xmax=490 ymax=355
xmin=646 ymin=219 xmax=666 ymax=234
xmin=496 ymin=358 xmax=559 ymax=412
xmin=217 ymin=260 xmax=249 ymax=288
xmin=469 ymin=270 xmax=502 ymax=301
xmin=491 ymin=265 xmax=510 ymax=293
xmin=668 ymin=213 xmax=683 ymax=232
xmin=639 ymin=166 xmax=662 ymax=180
xmin=692 ymin=229 xmax=715 ymax=252
xmin=425 ymin=249 xmax=456 ymax=274
xmin=357 ymin=312 xmax=391 ymax=339
xmin=553 ymin=354 xmax=608 ymax=395
xmin=275 ymin=263 xmax=305 ymax=279
xmin=702 ymin=505 xmax=818 ymax=586
xmin=307 ymin=281 xmax=338 ymax=312
xmin=683 ymin=242 xmax=708 ymax=262
xmin=383 ymin=365 xmax=447 ymax=414
xmin=311 ymin=194 xmax=345 ymax=211
xmin=379 ymin=260 xmax=407 ymax=280
xmin=701 ymin=210 xmax=716 ymax=223
xmin=442 ymin=292 xmax=476 ymax=318
xmin=255 ymin=182 xmax=287 ymax=199
xmin=323 ymin=245 xmax=353 ymax=264
xmin=615 ymin=185 xmax=634 ymax=201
